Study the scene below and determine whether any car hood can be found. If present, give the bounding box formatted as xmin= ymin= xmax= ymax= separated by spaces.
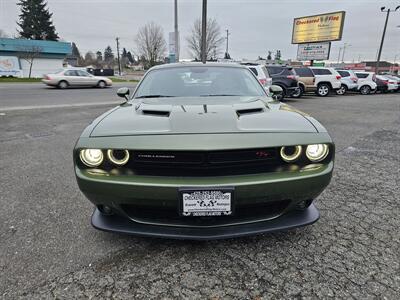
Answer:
xmin=90 ymin=96 xmax=317 ymax=137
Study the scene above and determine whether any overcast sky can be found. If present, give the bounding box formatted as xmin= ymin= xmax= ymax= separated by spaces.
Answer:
xmin=1 ymin=0 xmax=399 ymax=62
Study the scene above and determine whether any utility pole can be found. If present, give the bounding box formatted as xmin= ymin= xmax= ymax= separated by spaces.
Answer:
xmin=376 ymin=6 xmax=400 ymax=73
xmin=225 ymin=29 xmax=230 ymax=58
xmin=174 ymin=0 xmax=179 ymax=62
xmin=201 ymin=0 xmax=207 ymax=63
xmin=116 ymin=37 xmax=121 ymax=75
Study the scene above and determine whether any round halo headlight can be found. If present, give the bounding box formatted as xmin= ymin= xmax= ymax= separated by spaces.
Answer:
xmin=306 ymin=144 xmax=329 ymax=162
xmin=79 ymin=149 xmax=104 ymax=167
xmin=107 ymin=149 xmax=130 ymax=166
xmin=280 ymin=145 xmax=302 ymax=162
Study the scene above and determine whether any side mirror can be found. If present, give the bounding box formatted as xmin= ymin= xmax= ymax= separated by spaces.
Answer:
xmin=269 ymin=85 xmax=283 ymax=100
xmin=117 ymin=87 xmax=130 ymax=101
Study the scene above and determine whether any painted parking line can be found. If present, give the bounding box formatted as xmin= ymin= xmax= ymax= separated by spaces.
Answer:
xmin=0 ymin=101 xmax=119 ymax=112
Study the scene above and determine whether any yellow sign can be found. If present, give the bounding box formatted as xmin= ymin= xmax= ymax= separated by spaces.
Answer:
xmin=292 ymin=11 xmax=346 ymax=44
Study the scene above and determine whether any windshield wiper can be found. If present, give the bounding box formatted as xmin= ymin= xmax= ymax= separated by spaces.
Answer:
xmin=200 ymin=94 xmax=241 ymax=97
xmin=136 ymin=95 xmax=175 ymax=99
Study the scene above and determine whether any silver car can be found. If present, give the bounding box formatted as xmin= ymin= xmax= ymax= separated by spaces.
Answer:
xmin=42 ymin=69 xmax=113 ymax=89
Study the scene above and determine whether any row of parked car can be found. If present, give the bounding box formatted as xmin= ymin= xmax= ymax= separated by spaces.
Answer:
xmin=242 ymin=63 xmax=400 ymax=101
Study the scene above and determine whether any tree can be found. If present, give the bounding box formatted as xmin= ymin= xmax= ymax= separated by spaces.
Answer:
xmin=17 ymin=0 xmax=59 ymax=40
xmin=267 ymin=51 xmax=272 ymax=60
xmin=186 ymin=18 xmax=224 ymax=61
xmin=84 ymin=51 xmax=95 ymax=65
xmin=121 ymin=47 xmax=129 ymax=67
xmin=104 ymin=45 xmax=114 ymax=62
xmin=275 ymin=50 xmax=281 ymax=61
xmin=17 ymin=45 xmax=42 ymax=78
xmin=135 ymin=22 xmax=166 ymax=67
xmin=96 ymin=51 xmax=103 ymax=62
xmin=127 ymin=51 xmax=135 ymax=64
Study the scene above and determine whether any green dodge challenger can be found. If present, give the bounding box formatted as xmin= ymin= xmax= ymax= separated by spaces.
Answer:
xmin=74 ymin=63 xmax=334 ymax=239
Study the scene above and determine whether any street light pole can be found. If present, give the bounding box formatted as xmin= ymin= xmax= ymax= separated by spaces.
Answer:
xmin=225 ymin=29 xmax=230 ymax=58
xmin=341 ymin=43 xmax=351 ymax=62
xmin=201 ymin=0 xmax=207 ymax=63
xmin=337 ymin=47 xmax=342 ymax=64
xmin=376 ymin=6 xmax=400 ymax=73
xmin=174 ymin=0 xmax=179 ymax=62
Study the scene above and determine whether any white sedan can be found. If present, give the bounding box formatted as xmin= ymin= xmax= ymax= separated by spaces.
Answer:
xmin=42 ymin=69 xmax=113 ymax=89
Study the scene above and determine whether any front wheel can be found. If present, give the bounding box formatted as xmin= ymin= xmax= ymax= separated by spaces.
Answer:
xmin=291 ymin=86 xmax=303 ymax=98
xmin=360 ymin=85 xmax=371 ymax=95
xmin=97 ymin=80 xmax=106 ymax=88
xmin=336 ymin=84 xmax=347 ymax=95
xmin=316 ymin=83 xmax=331 ymax=97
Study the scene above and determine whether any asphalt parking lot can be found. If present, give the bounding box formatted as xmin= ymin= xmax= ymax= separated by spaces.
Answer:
xmin=1 ymin=85 xmax=399 ymax=299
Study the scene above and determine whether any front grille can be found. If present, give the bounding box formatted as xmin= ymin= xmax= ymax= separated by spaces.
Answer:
xmin=128 ymin=148 xmax=280 ymax=176
xmin=121 ymin=200 xmax=291 ymax=227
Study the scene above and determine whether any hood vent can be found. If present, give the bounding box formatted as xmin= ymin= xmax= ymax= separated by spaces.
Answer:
xmin=142 ymin=110 xmax=170 ymax=117
xmin=236 ymin=108 xmax=264 ymax=117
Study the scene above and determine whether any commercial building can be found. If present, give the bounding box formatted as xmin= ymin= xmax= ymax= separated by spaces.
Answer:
xmin=0 ymin=38 xmax=71 ymax=78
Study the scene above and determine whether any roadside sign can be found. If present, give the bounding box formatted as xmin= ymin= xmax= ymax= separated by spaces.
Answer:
xmin=312 ymin=62 xmax=325 ymax=67
xmin=297 ymin=42 xmax=331 ymax=61
xmin=292 ymin=11 xmax=346 ymax=44
xmin=0 ymin=56 xmax=22 ymax=77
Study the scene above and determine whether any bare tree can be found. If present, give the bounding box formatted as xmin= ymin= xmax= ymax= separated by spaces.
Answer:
xmin=17 ymin=45 xmax=42 ymax=78
xmin=186 ymin=18 xmax=224 ymax=61
xmin=135 ymin=22 xmax=166 ymax=67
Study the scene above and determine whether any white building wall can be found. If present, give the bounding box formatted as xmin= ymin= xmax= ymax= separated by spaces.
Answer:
xmin=19 ymin=58 xmax=64 ymax=78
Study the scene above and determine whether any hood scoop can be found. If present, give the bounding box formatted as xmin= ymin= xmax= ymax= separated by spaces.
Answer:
xmin=234 ymin=100 xmax=267 ymax=118
xmin=137 ymin=103 xmax=172 ymax=117
xmin=236 ymin=107 xmax=264 ymax=117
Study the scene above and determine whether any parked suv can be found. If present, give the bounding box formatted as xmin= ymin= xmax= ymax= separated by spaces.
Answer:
xmin=336 ymin=70 xmax=359 ymax=95
xmin=310 ymin=67 xmax=341 ymax=97
xmin=241 ymin=63 xmax=272 ymax=87
xmin=354 ymin=72 xmax=377 ymax=95
xmin=293 ymin=67 xmax=316 ymax=97
xmin=265 ymin=65 xmax=300 ymax=100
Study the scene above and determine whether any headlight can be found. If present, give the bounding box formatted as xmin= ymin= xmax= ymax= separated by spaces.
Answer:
xmin=306 ymin=144 xmax=329 ymax=162
xmin=280 ymin=145 xmax=302 ymax=162
xmin=79 ymin=149 xmax=104 ymax=167
xmin=107 ymin=149 xmax=130 ymax=166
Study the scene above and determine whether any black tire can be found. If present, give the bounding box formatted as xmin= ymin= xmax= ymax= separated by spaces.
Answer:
xmin=316 ymin=83 xmax=331 ymax=97
xmin=275 ymin=87 xmax=286 ymax=101
xmin=291 ymin=86 xmax=303 ymax=98
xmin=97 ymin=80 xmax=106 ymax=88
xmin=57 ymin=80 xmax=68 ymax=89
xmin=336 ymin=84 xmax=348 ymax=95
xmin=359 ymin=85 xmax=371 ymax=95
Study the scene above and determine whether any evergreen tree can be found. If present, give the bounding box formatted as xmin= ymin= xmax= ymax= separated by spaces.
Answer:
xmin=71 ymin=42 xmax=80 ymax=58
xmin=104 ymin=46 xmax=114 ymax=62
xmin=127 ymin=51 xmax=135 ymax=64
xmin=96 ymin=51 xmax=103 ymax=62
xmin=17 ymin=0 xmax=59 ymax=40
xmin=122 ymin=48 xmax=128 ymax=59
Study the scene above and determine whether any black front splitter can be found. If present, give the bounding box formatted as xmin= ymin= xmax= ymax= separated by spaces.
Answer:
xmin=91 ymin=204 xmax=320 ymax=240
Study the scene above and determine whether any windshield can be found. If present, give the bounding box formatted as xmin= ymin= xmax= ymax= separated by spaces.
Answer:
xmin=134 ymin=66 xmax=266 ymax=98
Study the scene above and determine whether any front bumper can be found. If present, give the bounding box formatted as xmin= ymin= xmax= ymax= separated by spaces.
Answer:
xmin=76 ymin=160 xmax=333 ymax=239
xmin=92 ymin=204 xmax=319 ymax=240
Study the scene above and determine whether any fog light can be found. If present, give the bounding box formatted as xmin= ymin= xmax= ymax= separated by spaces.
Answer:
xmin=107 ymin=149 xmax=130 ymax=166
xmin=306 ymin=144 xmax=329 ymax=162
xmin=98 ymin=205 xmax=114 ymax=215
xmin=297 ymin=200 xmax=313 ymax=210
xmin=79 ymin=149 xmax=103 ymax=167
xmin=280 ymin=146 xmax=302 ymax=162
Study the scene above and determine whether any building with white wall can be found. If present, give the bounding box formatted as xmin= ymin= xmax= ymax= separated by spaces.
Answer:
xmin=0 ymin=38 xmax=71 ymax=78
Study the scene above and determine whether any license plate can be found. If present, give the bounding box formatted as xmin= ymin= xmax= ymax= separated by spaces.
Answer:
xmin=180 ymin=188 xmax=233 ymax=217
